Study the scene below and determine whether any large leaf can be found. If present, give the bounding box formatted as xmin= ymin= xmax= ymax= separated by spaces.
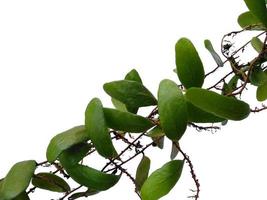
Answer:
xmin=103 ymin=108 xmax=154 ymax=133
xmin=237 ymin=11 xmax=265 ymax=29
xmin=63 ymin=164 xmax=121 ymax=191
xmin=135 ymin=156 xmax=151 ymax=191
xmin=175 ymin=37 xmax=205 ymax=88
xmin=46 ymin=125 xmax=89 ymax=162
xmin=257 ymin=80 xmax=267 ymax=101
xmin=158 ymin=79 xmax=188 ymax=141
xmin=187 ymin=102 xmax=225 ymax=123
xmin=103 ymin=80 xmax=157 ymax=108
xmin=140 ymin=160 xmax=184 ymax=200
xmin=244 ymin=0 xmax=267 ymax=27
xmin=186 ymin=88 xmax=250 ymax=121
xmin=0 ymin=160 xmax=36 ymax=200
xmin=85 ymin=98 xmax=116 ymax=158
xmin=204 ymin=39 xmax=223 ymax=67
xmin=32 ymin=173 xmax=70 ymax=193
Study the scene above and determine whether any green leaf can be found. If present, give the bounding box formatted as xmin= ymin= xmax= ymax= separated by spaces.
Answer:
xmin=222 ymin=75 xmax=239 ymax=95
xmin=0 ymin=160 xmax=36 ymax=200
xmin=135 ymin=156 xmax=151 ymax=191
xmin=186 ymin=88 xmax=250 ymax=121
xmin=187 ymin=102 xmax=225 ymax=123
xmin=244 ymin=0 xmax=267 ymax=27
xmin=103 ymin=108 xmax=154 ymax=133
xmin=46 ymin=125 xmax=89 ymax=163
xmin=146 ymin=126 xmax=165 ymax=137
xmin=111 ymin=98 xmax=128 ymax=112
xmin=68 ymin=189 xmax=99 ymax=200
xmin=257 ymin=80 xmax=267 ymax=101
xmin=63 ymin=164 xmax=121 ymax=191
xmin=251 ymin=37 xmax=264 ymax=53
xmin=237 ymin=11 xmax=265 ymax=30
xmin=175 ymin=37 xmax=205 ymax=88
xmin=250 ymin=65 xmax=267 ymax=86
xmin=103 ymin=80 xmax=157 ymax=108
xmin=32 ymin=173 xmax=70 ymax=193
xmin=85 ymin=98 xmax=116 ymax=158
xmin=140 ymin=160 xmax=184 ymax=200
xmin=170 ymin=142 xmax=179 ymax=160
xmin=204 ymin=39 xmax=223 ymax=67
xmin=59 ymin=142 xmax=92 ymax=168
xmin=12 ymin=192 xmax=30 ymax=200
xmin=152 ymin=136 xmax=165 ymax=149
xmin=158 ymin=79 xmax=188 ymax=141
xmin=124 ymin=69 xmax=143 ymax=83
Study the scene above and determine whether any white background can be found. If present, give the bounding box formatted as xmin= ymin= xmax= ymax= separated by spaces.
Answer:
xmin=0 ymin=0 xmax=267 ymax=200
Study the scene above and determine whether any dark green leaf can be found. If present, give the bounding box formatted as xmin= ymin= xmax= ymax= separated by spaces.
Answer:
xmin=46 ymin=126 xmax=89 ymax=162
xmin=175 ymin=37 xmax=205 ymax=88
xmin=237 ymin=11 xmax=265 ymax=30
xmin=124 ymin=69 xmax=142 ymax=83
xmin=85 ymin=98 xmax=116 ymax=158
xmin=32 ymin=173 xmax=70 ymax=193
xmin=13 ymin=192 xmax=30 ymax=200
xmin=0 ymin=160 xmax=36 ymax=200
xmin=170 ymin=141 xmax=179 ymax=160
xmin=187 ymin=102 xmax=225 ymax=123
xmin=103 ymin=80 xmax=157 ymax=108
xmin=140 ymin=160 xmax=184 ymax=200
xmin=251 ymin=37 xmax=264 ymax=53
xmin=244 ymin=0 xmax=267 ymax=27
xmin=68 ymin=189 xmax=99 ymax=200
xmin=186 ymin=88 xmax=250 ymax=120
xmin=204 ymin=39 xmax=223 ymax=67
xmin=222 ymin=75 xmax=239 ymax=95
xmin=63 ymin=164 xmax=121 ymax=191
xmin=135 ymin=156 xmax=151 ymax=191
xmin=103 ymin=108 xmax=154 ymax=133
xmin=250 ymin=65 xmax=267 ymax=86
xmin=257 ymin=80 xmax=267 ymax=101
xmin=158 ymin=79 xmax=188 ymax=141
xmin=59 ymin=142 xmax=92 ymax=168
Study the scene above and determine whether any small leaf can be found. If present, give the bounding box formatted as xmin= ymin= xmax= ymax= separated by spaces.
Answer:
xmin=158 ymin=79 xmax=188 ymax=141
xmin=250 ymin=65 xmax=267 ymax=86
xmin=46 ymin=126 xmax=89 ymax=162
xmin=237 ymin=11 xmax=265 ymax=30
xmin=244 ymin=0 xmax=267 ymax=27
xmin=146 ymin=126 xmax=165 ymax=137
xmin=204 ymin=39 xmax=223 ymax=67
xmin=63 ymin=164 xmax=121 ymax=191
xmin=135 ymin=156 xmax=151 ymax=191
xmin=186 ymin=88 xmax=250 ymax=121
xmin=103 ymin=108 xmax=154 ymax=133
xmin=187 ymin=102 xmax=225 ymax=123
xmin=251 ymin=37 xmax=264 ymax=53
xmin=124 ymin=69 xmax=143 ymax=83
xmin=170 ymin=142 xmax=179 ymax=160
xmin=257 ymin=80 xmax=267 ymax=101
xmin=0 ymin=160 xmax=36 ymax=200
xmin=68 ymin=189 xmax=99 ymax=200
xmin=222 ymin=75 xmax=239 ymax=95
xmin=32 ymin=173 xmax=70 ymax=193
xmin=13 ymin=192 xmax=30 ymax=200
xmin=103 ymin=80 xmax=157 ymax=108
xmin=140 ymin=160 xmax=184 ymax=200
xmin=111 ymin=98 xmax=128 ymax=112
xmin=85 ymin=98 xmax=116 ymax=158
xmin=175 ymin=37 xmax=205 ymax=88
xmin=59 ymin=142 xmax=92 ymax=168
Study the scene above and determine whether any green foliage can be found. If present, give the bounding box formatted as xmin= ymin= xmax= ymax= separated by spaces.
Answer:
xmin=244 ymin=0 xmax=267 ymax=27
xmin=140 ymin=160 xmax=184 ymax=200
xmin=175 ymin=37 xmax=205 ymax=88
xmin=237 ymin=11 xmax=265 ymax=29
xmin=251 ymin=37 xmax=264 ymax=53
xmin=135 ymin=156 xmax=151 ymax=191
xmin=204 ymin=39 xmax=223 ymax=67
xmin=257 ymin=80 xmax=267 ymax=101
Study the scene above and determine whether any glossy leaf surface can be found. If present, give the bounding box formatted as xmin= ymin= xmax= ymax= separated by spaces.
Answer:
xmin=257 ymin=80 xmax=267 ymax=101
xmin=135 ymin=156 xmax=151 ymax=191
xmin=0 ymin=160 xmax=36 ymax=200
xmin=204 ymin=39 xmax=223 ymax=67
xmin=186 ymin=88 xmax=250 ymax=121
xmin=32 ymin=173 xmax=70 ymax=193
xmin=244 ymin=0 xmax=267 ymax=27
xmin=85 ymin=98 xmax=116 ymax=158
xmin=140 ymin=160 xmax=184 ymax=200
xmin=46 ymin=126 xmax=89 ymax=162
xmin=158 ymin=79 xmax=188 ymax=141
xmin=175 ymin=37 xmax=205 ymax=88
xmin=103 ymin=108 xmax=154 ymax=133
xmin=103 ymin=80 xmax=157 ymax=108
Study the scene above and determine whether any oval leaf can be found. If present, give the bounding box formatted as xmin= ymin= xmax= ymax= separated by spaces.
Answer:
xmin=237 ymin=11 xmax=265 ymax=29
xmin=175 ymin=37 xmax=205 ymax=88
xmin=85 ymin=98 xmax=116 ymax=158
xmin=135 ymin=156 xmax=151 ymax=191
xmin=244 ymin=0 xmax=267 ymax=27
xmin=0 ymin=160 xmax=36 ymax=200
xmin=158 ymin=79 xmax=188 ymax=141
xmin=32 ymin=173 xmax=70 ymax=193
xmin=103 ymin=80 xmax=157 ymax=108
xmin=140 ymin=160 xmax=184 ymax=200
xmin=250 ymin=65 xmax=267 ymax=86
xmin=46 ymin=125 xmax=89 ymax=162
xmin=103 ymin=108 xmax=154 ymax=133
xmin=204 ymin=39 xmax=223 ymax=67
xmin=186 ymin=88 xmax=250 ymax=120
xmin=257 ymin=80 xmax=267 ymax=101
xmin=251 ymin=37 xmax=264 ymax=53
